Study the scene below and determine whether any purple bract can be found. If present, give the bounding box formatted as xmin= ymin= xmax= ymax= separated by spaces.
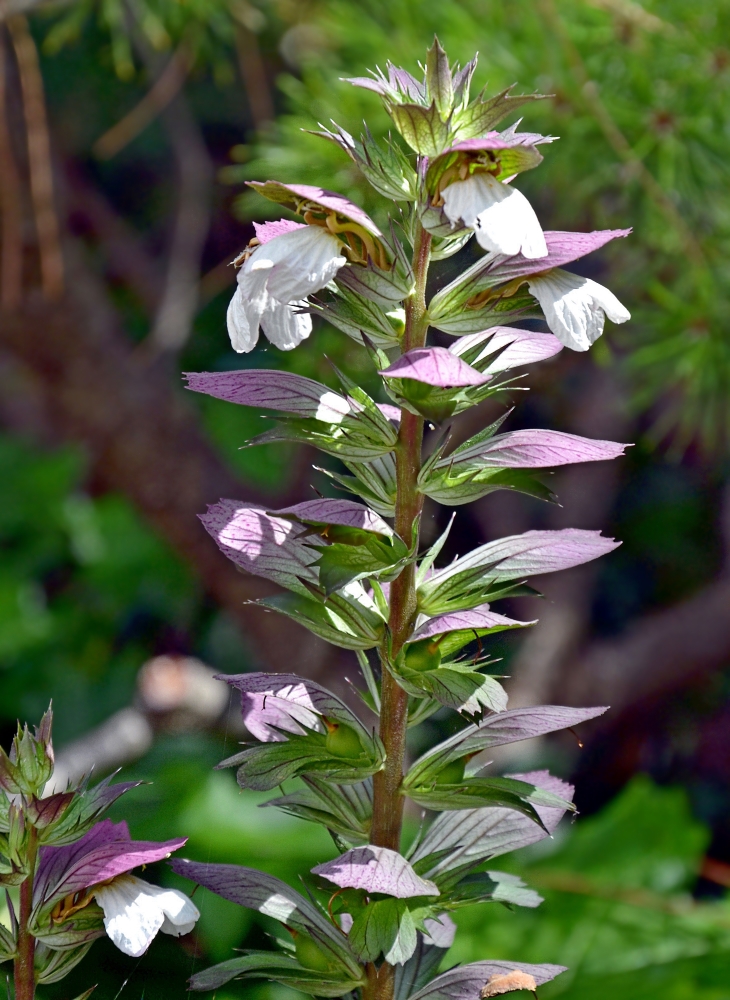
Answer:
xmin=247 ymin=181 xmax=383 ymax=238
xmin=219 ymin=672 xmax=369 ymax=743
xmin=313 ymin=845 xmax=439 ymax=898
xmin=33 ymin=820 xmax=186 ymax=910
xmin=380 ymin=347 xmax=489 ymax=387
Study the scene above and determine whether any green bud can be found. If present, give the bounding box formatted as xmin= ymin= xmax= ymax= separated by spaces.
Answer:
xmin=0 ymin=708 xmax=55 ymax=798
xmin=324 ymin=721 xmax=364 ymax=759
xmin=433 ymin=757 xmax=467 ymax=785
xmin=386 ymin=308 xmax=406 ymax=336
xmin=294 ymin=933 xmax=336 ymax=972
xmin=404 ymin=639 xmax=442 ymax=673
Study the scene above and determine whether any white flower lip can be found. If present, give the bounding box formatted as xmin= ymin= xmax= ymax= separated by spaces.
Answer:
xmin=227 ymin=226 xmax=346 ymax=354
xmin=528 ymin=268 xmax=630 ymax=351
xmin=95 ymin=873 xmax=200 ymax=958
xmin=441 ymin=174 xmax=548 ymax=260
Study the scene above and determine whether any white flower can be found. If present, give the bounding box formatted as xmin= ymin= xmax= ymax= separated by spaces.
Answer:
xmin=528 ymin=269 xmax=630 ymax=351
xmin=441 ymin=173 xmax=547 ymax=259
xmin=227 ymin=226 xmax=346 ymax=353
xmin=94 ymin=873 xmax=200 ymax=958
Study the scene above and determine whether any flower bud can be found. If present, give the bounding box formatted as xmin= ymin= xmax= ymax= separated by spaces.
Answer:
xmin=294 ymin=931 xmax=337 ymax=972
xmin=324 ymin=720 xmax=365 ymax=759
xmin=433 ymin=757 xmax=467 ymax=785
xmin=404 ymin=638 xmax=442 ymax=673
xmin=0 ymin=708 xmax=54 ymax=798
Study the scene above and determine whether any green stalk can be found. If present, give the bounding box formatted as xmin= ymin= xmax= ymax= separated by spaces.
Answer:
xmin=14 ymin=824 xmax=38 ymax=1000
xmin=367 ymin=220 xmax=432 ymax=1000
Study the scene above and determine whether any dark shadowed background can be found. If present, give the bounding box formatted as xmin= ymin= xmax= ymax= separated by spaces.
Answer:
xmin=1 ymin=1 xmax=729 ymax=997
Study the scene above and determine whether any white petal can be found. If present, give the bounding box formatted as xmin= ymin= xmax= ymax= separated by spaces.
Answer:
xmin=442 ymin=175 xmax=487 ymax=229
xmin=259 ymin=227 xmax=346 ymax=301
xmin=260 ymin=299 xmax=312 ymax=351
xmin=238 ymin=255 xmax=274 ymax=315
xmin=156 ymin=888 xmax=200 ymax=937
xmin=226 ymin=286 xmax=260 ymax=353
xmin=585 ymin=277 xmax=631 ymax=325
xmin=442 ymin=174 xmax=546 ymax=259
xmin=528 ymin=270 xmax=630 ymax=352
xmin=95 ymin=875 xmax=199 ymax=957
xmin=95 ymin=875 xmax=166 ymax=958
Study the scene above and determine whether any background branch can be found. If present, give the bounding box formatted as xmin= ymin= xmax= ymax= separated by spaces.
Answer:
xmin=7 ymin=13 xmax=63 ymax=299
xmin=0 ymin=30 xmax=23 ymax=307
xmin=147 ymin=87 xmax=213 ymax=351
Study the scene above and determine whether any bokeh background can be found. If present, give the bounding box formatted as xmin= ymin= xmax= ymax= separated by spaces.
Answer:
xmin=1 ymin=0 xmax=730 ymax=997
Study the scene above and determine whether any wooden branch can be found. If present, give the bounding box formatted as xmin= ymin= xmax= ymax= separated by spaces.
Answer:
xmin=234 ymin=21 xmax=275 ymax=128
xmin=7 ymin=14 xmax=63 ymax=299
xmin=562 ymin=573 xmax=730 ymax=712
xmin=148 ymin=90 xmax=213 ymax=351
xmin=0 ymin=31 xmax=23 ymax=307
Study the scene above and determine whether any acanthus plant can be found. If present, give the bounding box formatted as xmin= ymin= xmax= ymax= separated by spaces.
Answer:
xmin=175 ymin=40 xmax=631 ymax=1000
xmin=0 ymin=709 xmax=200 ymax=1000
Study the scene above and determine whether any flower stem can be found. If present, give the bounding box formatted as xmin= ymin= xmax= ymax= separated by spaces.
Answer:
xmin=367 ymin=220 xmax=432 ymax=1000
xmin=14 ymin=824 xmax=39 ymax=1000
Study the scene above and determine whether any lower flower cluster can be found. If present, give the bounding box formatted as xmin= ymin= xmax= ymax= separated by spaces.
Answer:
xmin=0 ymin=711 xmax=200 ymax=993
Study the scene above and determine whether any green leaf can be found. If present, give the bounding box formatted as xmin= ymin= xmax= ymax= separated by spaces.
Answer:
xmin=425 ymin=38 xmax=453 ymax=118
xmin=315 ymin=533 xmax=410 ymax=594
xmin=391 ymin=663 xmax=508 ymax=715
xmin=312 ymin=123 xmax=417 ymax=203
xmin=224 ymin=730 xmax=384 ymax=792
xmin=440 ymin=871 xmax=543 ymax=909
xmin=349 ymin=898 xmax=427 ymax=965
xmin=0 ymin=920 xmax=15 ymax=961
xmin=318 ymin=454 xmax=398 ymax=518
xmin=258 ymin=586 xmax=385 ymax=650
xmin=189 ymin=950 xmax=364 ymax=996
xmin=384 ymin=375 xmax=508 ymax=423
xmin=264 ymin=776 xmax=372 ymax=844
xmin=35 ymin=941 xmax=95 ymax=985
xmin=430 ymin=289 xmax=539 ymax=337
xmin=452 ymin=87 xmax=546 ymax=141
xmin=421 ymin=466 xmax=556 ymax=506
xmin=387 ymin=102 xmax=451 ymax=157
xmin=404 ymin=775 xmax=574 ymax=826
xmin=317 ymin=286 xmax=403 ymax=349
xmin=247 ymin=416 xmax=396 ymax=462
xmin=337 ymin=231 xmax=415 ymax=305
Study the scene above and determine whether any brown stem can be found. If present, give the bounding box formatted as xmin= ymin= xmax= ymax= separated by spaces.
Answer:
xmin=234 ymin=22 xmax=275 ymax=128
xmin=14 ymin=824 xmax=38 ymax=1000
xmin=0 ymin=32 xmax=24 ymax=308
xmin=7 ymin=14 xmax=64 ymax=300
xmin=367 ymin=221 xmax=432 ymax=1000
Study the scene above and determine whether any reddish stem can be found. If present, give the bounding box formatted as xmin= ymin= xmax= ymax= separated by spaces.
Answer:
xmin=14 ymin=824 xmax=38 ymax=1000
xmin=366 ymin=220 xmax=432 ymax=1000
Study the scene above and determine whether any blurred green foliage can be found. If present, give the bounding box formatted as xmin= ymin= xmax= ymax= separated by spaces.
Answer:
xmin=0 ymin=436 xmax=195 ymax=742
xmin=453 ymin=776 xmax=730 ymax=998
xmin=226 ymin=0 xmax=730 ymax=451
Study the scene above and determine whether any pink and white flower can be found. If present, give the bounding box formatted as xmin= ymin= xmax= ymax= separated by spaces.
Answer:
xmin=527 ymin=268 xmax=630 ymax=351
xmin=34 ymin=819 xmax=200 ymax=959
xmin=95 ymin=873 xmax=200 ymax=958
xmin=227 ymin=220 xmax=346 ymax=353
xmin=441 ymin=173 xmax=547 ymax=259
